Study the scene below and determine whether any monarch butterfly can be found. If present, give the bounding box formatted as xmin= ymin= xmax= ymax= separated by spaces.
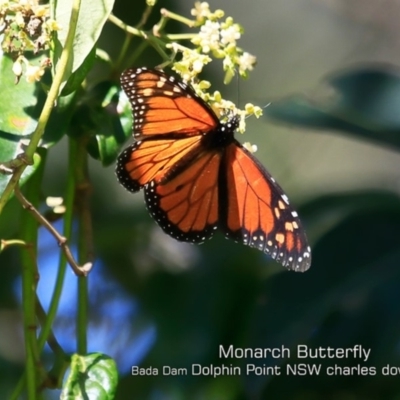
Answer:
xmin=116 ymin=67 xmax=311 ymax=272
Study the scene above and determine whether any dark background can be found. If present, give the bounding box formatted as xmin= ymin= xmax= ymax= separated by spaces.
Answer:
xmin=2 ymin=0 xmax=400 ymax=399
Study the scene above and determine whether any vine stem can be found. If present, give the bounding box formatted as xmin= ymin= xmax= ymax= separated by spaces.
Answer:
xmin=0 ymin=0 xmax=82 ymax=216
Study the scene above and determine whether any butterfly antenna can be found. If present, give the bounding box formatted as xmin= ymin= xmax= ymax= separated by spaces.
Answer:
xmin=236 ymin=72 xmax=241 ymax=107
xmin=262 ymin=102 xmax=271 ymax=109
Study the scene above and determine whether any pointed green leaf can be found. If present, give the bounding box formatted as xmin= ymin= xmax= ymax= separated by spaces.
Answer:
xmin=61 ymin=47 xmax=96 ymax=97
xmin=53 ymin=0 xmax=115 ymax=88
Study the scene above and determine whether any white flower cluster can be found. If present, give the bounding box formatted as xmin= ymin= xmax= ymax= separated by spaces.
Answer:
xmin=1 ymin=0 xmax=59 ymax=83
xmin=191 ymin=1 xmax=223 ymax=23
xmin=191 ymin=5 xmax=256 ymax=79
xmin=170 ymin=2 xmax=256 ymax=81
xmin=168 ymin=2 xmax=261 ymax=134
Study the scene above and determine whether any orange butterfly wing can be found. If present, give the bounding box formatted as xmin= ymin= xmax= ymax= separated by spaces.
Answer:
xmin=120 ymin=68 xmax=218 ymax=138
xmin=144 ymin=150 xmax=221 ymax=243
xmin=116 ymin=68 xmax=220 ymax=192
xmin=220 ymin=142 xmax=311 ymax=271
xmin=116 ymin=136 xmax=203 ymax=192
xmin=116 ymin=67 xmax=312 ymax=270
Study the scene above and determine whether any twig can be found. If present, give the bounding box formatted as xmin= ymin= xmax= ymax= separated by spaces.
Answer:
xmin=14 ymin=184 xmax=92 ymax=276
xmin=135 ymin=3 xmax=154 ymax=30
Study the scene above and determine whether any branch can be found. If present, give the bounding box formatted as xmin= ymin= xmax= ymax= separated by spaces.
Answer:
xmin=14 ymin=184 xmax=92 ymax=276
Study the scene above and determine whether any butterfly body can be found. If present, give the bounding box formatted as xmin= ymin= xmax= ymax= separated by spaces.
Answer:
xmin=116 ymin=67 xmax=311 ymax=271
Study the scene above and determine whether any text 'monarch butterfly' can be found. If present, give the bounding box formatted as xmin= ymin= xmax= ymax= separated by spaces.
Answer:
xmin=116 ymin=67 xmax=311 ymax=272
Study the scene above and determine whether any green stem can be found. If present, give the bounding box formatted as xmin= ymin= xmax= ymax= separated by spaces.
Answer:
xmin=36 ymin=298 xmax=70 ymax=389
xmin=147 ymin=35 xmax=171 ymax=62
xmin=10 ymin=145 xmax=74 ymax=398
xmin=0 ymin=239 xmax=27 ymax=249
xmin=124 ymin=40 xmax=149 ymax=70
xmin=36 ymin=297 xmax=66 ymax=361
xmin=113 ymin=32 xmax=133 ymax=72
xmin=111 ymin=0 xmax=156 ymax=71
xmin=77 ymin=273 xmax=88 ymax=354
xmin=73 ymin=136 xmax=93 ymax=354
xmin=135 ymin=3 xmax=154 ymax=30
xmin=159 ymin=8 xmax=195 ymax=27
xmin=166 ymin=33 xmax=196 ymax=40
xmin=29 ymin=136 xmax=77 ymax=391
xmin=108 ymin=13 xmax=142 ymax=36
xmin=108 ymin=13 xmax=180 ymax=68
xmin=36 ymin=141 xmax=76 ymax=353
xmin=19 ymin=150 xmax=47 ymax=399
xmin=0 ymin=0 xmax=82 ymax=216
xmin=9 ymin=378 xmax=24 ymax=400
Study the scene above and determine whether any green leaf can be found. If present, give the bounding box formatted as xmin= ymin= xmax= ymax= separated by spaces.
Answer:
xmin=0 ymin=45 xmax=77 ymax=153
xmin=0 ymin=54 xmax=41 ymax=135
xmin=61 ymin=47 xmax=97 ymax=97
xmin=53 ymin=0 xmax=115 ymax=89
xmin=266 ymin=66 xmax=400 ymax=151
xmin=72 ymin=81 xmax=130 ymax=166
xmin=43 ymin=91 xmax=77 ymax=146
xmin=61 ymin=353 xmax=118 ymax=400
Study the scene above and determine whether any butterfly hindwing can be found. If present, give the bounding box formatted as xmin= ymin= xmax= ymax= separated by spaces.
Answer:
xmin=144 ymin=150 xmax=221 ymax=243
xmin=220 ymin=142 xmax=311 ymax=271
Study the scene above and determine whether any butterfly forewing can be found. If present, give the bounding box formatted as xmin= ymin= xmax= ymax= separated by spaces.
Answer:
xmin=221 ymin=143 xmax=311 ymax=272
xmin=116 ymin=136 xmax=203 ymax=192
xmin=120 ymin=68 xmax=219 ymax=138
